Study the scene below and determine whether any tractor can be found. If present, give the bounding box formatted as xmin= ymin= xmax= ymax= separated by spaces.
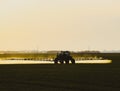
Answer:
xmin=54 ymin=51 xmax=75 ymax=64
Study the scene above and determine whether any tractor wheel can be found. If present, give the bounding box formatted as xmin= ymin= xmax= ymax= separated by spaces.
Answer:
xmin=54 ymin=61 xmax=58 ymax=64
xmin=65 ymin=60 xmax=69 ymax=64
xmin=71 ymin=59 xmax=75 ymax=64
xmin=60 ymin=60 xmax=64 ymax=64
xmin=54 ymin=59 xmax=58 ymax=64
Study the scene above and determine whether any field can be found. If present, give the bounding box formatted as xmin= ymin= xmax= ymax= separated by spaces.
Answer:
xmin=0 ymin=53 xmax=120 ymax=91
xmin=0 ymin=52 xmax=120 ymax=61
xmin=0 ymin=64 xmax=120 ymax=91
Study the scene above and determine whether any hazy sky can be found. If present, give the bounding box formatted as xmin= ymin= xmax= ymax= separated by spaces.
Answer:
xmin=0 ymin=0 xmax=120 ymax=51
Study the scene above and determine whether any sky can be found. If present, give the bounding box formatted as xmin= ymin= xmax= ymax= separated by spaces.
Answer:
xmin=0 ymin=0 xmax=120 ymax=51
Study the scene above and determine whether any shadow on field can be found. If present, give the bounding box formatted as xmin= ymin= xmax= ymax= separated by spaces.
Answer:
xmin=0 ymin=63 xmax=120 ymax=91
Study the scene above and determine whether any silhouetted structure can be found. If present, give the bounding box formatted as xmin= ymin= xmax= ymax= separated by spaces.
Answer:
xmin=54 ymin=51 xmax=75 ymax=64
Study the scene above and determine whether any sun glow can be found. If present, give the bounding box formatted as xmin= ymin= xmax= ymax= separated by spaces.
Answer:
xmin=0 ymin=60 xmax=112 ymax=64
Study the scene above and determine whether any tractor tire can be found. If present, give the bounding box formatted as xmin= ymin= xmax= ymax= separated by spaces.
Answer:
xmin=65 ymin=60 xmax=69 ymax=64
